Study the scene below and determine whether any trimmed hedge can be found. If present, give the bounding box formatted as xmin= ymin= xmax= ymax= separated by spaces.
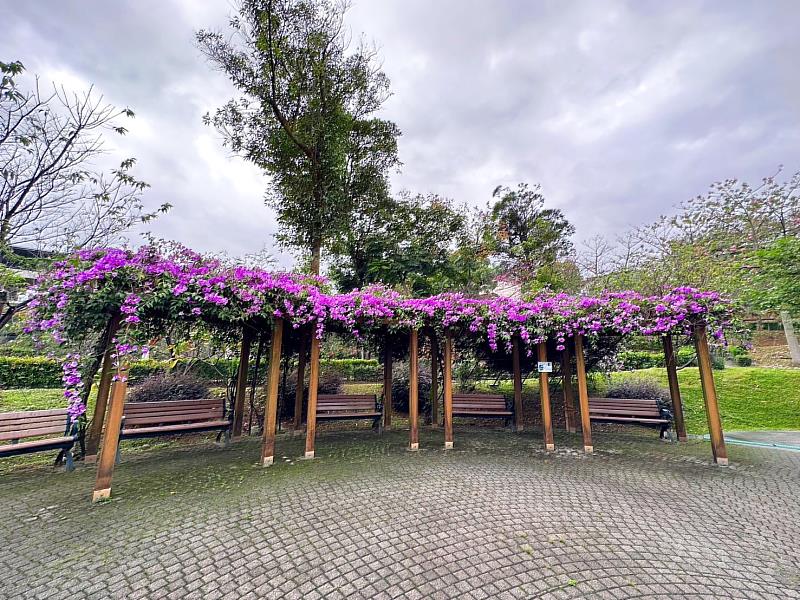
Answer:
xmin=0 ymin=356 xmax=63 ymax=388
xmin=320 ymin=359 xmax=380 ymax=382
xmin=618 ymin=347 xmax=698 ymax=371
xmin=0 ymin=355 xmax=382 ymax=389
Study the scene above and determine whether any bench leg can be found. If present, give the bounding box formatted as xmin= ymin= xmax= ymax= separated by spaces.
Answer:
xmin=64 ymin=448 xmax=75 ymax=472
xmin=115 ymin=446 xmax=121 ymax=465
xmin=374 ymin=417 xmax=383 ymax=434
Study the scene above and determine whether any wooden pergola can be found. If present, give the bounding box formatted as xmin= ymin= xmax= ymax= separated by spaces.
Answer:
xmin=86 ymin=313 xmax=727 ymax=503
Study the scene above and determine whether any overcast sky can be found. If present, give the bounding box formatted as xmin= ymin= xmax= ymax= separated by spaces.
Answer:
xmin=2 ymin=1 xmax=798 ymax=268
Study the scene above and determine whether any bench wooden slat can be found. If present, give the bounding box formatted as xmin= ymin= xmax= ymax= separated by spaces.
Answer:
xmin=0 ymin=408 xmax=68 ymax=421
xmin=452 ymin=394 xmax=512 ymax=419
xmin=0 ymin=424 xmax=67 ymax=441
xmin=0 ymin=415 xmax=69 ymax=432
xmin=121 ymin=420 xmax=230 ymax=437
xmin=0 ymin=436 xmax=75 ymax=454
xmin=122 ymin=411 xmax=224 ymax=427
xmin=315 ymin=394 xmax=381 ymax=424
xmin=122 ymin=399 xmax=220 ymax=412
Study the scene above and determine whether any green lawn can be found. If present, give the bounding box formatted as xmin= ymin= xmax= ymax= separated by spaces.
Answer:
xmin=612 ymin=367 xmax=800 ymax=434
xmin=3 ymin=367 xmax=798 ymax=435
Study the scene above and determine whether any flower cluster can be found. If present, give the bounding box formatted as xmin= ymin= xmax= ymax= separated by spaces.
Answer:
xmin=25 ymin=245 xmax=736 ymax=416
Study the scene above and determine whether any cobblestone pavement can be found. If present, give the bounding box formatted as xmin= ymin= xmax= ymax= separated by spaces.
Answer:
xmin=2 ymin=427 xmax=800 ymax=599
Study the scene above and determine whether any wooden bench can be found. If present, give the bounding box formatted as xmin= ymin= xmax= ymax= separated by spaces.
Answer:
xmin=452 ymin=394 xmax=513 ymax=426
xmin=0 ymin=408 xmax=82 ymax=471
xmin=120 ymin=398 xmax=232 ymax=449
xmin=316 ymin=394 xmax=382 ymax=429
xmin=589 ymin=397 xmax=673 ymax=438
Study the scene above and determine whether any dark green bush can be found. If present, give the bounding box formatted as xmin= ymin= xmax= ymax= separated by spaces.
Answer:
xmin=391 ymin=361 xmax=432 ymax=415
xmin=127 ymin=373 xmax=212 ymax=403
xmin=606 ymin=378 xmax=669 ymax=402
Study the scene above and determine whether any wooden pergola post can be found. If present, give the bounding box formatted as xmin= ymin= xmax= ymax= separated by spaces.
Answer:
xmin=537 ymin=342 xmax=555 ymax=451
xmin=84 ymin=344 xmax=115 ymax=463
xmin=561 ymin=347 xmax=577 ymax=434
xmin=694 ymin=324 xmax=728 ymax=465
xmin=430 ymin=333 xmax=439 ymax=427
xmin=92 ymin=364 xmax=128 ymax=502
xmin=232 ymin=327 xmax=253 ymax=439
xmin=303 ymin=333 xmax=322 ymax=459
xmin=383 ymin=342 xmax=393 ymax=430
xmin=511 ymin=337 xmax=524 ymax=432
xmin=443 ymin=331 xmax=454 ymax=449
xmin=574 ymin=335 xmax=593 ymax=454
xmin=408 ymin=329 xmax=419 ymax=450
xmin=293 ymin=328 xmax=308 ymax=430
xmin=663 ymin=334 xmax=688 ymax=441
xmin=83 ymin=315 xmax=121 ymax=462
xmin=260 ymin=318 xmax=284 ymax=466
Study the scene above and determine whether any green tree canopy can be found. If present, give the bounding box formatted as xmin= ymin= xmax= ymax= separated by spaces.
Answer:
xmin=197 ymin=0 xmax=400 ymax=274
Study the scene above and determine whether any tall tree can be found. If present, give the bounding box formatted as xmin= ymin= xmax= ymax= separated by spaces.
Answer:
xmin=197 ymin=0 xmax=400 ymax=274
xmin=488 ymin=183 xmax=575 ymax=292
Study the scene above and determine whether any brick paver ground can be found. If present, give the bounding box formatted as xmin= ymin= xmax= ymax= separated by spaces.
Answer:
xmin=1 ymin=427 xmax=799 ymax=599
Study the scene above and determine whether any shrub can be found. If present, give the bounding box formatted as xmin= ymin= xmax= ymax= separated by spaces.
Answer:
xmin=0 ymin=356 xmax=62 ymax=388
xmin=606 ymin=377 xmax=669 ymax=402
xmin=391 ymin=361 xmax=432 ymax=415
xmin=127 ymin=372 xmax=212 ymax=403
xmin=320 ymin=358 xmax=380 ymax=381
xmin=278 ymin=369 xmax=344 ymax=420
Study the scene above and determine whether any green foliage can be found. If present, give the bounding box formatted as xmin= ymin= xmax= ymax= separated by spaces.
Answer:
xmin=489 ymin=183 xmax=575 ymax=290
xmin=745 ymin=236 xmax=800 ymax=314
xmin=328 ymin=193 xmax=491 ymax=295
xmin=197 ymin=0 xmax=400 ymax=270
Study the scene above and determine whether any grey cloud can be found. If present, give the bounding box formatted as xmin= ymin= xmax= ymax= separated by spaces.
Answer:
xmin=2 ymin=0 xmax=799 ymax=267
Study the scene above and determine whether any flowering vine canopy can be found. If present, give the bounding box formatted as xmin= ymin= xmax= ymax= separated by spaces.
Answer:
xmin=25 ymin=245 xmax=736 ymax=419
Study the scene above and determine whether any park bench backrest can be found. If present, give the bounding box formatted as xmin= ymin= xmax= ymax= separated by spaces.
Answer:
xmin=317 ymin=394 xmax=379 ymax=415
xmin=122 ymin=399 xmax=225 ymax=428
xmin=452 ymin=394 xmax=509 ymax=414
xmin=0 ymin=408 xmax=72 ymax=442
xmin=588 ymin=397 xmax=665 ymax=419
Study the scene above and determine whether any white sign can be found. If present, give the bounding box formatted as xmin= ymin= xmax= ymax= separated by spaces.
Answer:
xmin=537 ymin=361 xmax=553 ymax=373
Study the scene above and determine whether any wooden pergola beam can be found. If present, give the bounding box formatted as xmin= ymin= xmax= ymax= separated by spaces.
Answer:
xmin=574 ymin=335 xmax=593 ymax=454
xmin=512 ymin=337 xmax=524 ymax=432
xmin=537 ymin=342 xmax=555 ymax=451
xmin=694 ymin=324 xmax=728 ymax=465
xmin=260 ymin=318 xmax=284 ymax=466
xmin=443 ymin=331 xmax=454 ymax=449
xmin=408 ymin=329 xmax=419 ymax=450
xmin=561 ymin=347 xmax=577 ymax=434
xmin=663 ymin=334 xmax=688 ymax=441
xmin=232 ymin=327 xmax=253 ymax=439
xmin=92 ymin=364 xmax=128 ymax=502
xmin=383 ymin=343 xmax=393 ymax=430
xmin=304 ymin=333 xmax=322 ymax=459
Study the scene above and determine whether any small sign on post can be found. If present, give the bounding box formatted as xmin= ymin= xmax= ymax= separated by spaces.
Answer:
xmin=537 ymin=361 xmax=553 ymax=373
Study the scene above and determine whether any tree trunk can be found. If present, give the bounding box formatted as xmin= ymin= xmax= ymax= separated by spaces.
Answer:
xmin=780 ymin=310 xmax=800 ymax=367
xmin=80 ymin=316 xmax=120 ymax=408
xmin=310 ymin=240 xmax=322 ymax=275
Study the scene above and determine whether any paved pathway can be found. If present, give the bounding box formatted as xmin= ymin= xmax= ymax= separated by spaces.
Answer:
xmin=1 ymin=428 xmax=799 ymax=599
